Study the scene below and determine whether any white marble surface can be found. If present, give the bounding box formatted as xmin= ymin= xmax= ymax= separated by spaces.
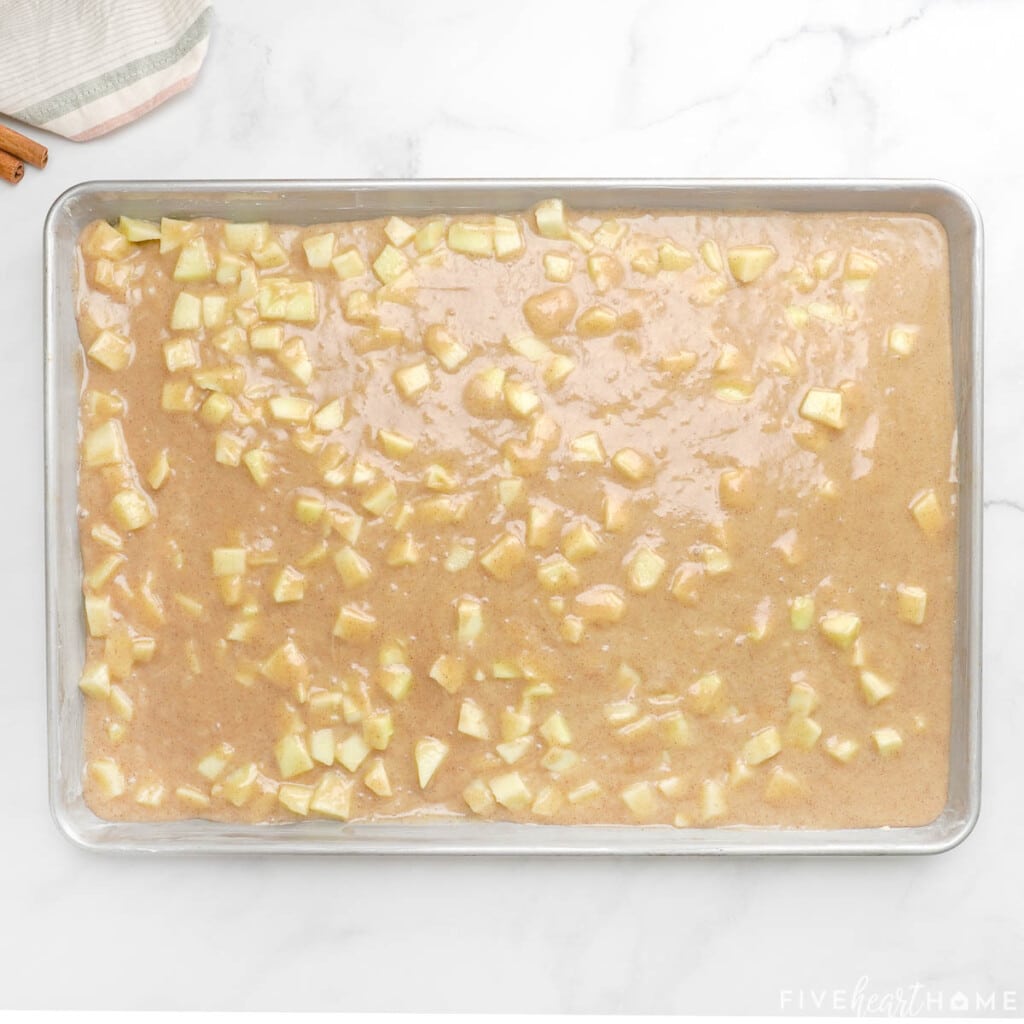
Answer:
xmin=1 ymin=0 xmax=1021 ymax=1012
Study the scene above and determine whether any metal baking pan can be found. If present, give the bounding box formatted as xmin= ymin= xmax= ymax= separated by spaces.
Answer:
xmin=44 ymin=179 xmax=983 ymax=854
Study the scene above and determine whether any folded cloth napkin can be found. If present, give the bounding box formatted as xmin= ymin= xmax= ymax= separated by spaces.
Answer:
xmin=0 ymin=0 xmax=211 ymax=141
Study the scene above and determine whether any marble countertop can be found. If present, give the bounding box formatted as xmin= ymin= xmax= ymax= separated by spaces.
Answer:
xmin=2 ymin=0 xmax=1021 ymax=1012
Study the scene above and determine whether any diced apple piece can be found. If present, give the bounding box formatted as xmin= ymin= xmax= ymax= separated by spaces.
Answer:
xmin=333 ymin=604 xmax=377 ymax=644
xmin=661 ymin=710 xmax=692 ymax=746
xmin=844 ymin=250 xmax=878 ymax=281
xmin=82 ymin=420 xmax=126 ymax=468
xmin=824 ymin=735 xmax=859 ymax=763
xmin=504 ymin=380 xmax=541 ymax=419
xmin=699 ymin=545 xmax=731 ymax=575
xmin=896 ymin=584 xmax=927 ymax=625
xmin=361 ymin=480 xmax=397 ymax=517
xmin=271 ymin=565 xmax=305 ymax=603
xmin=252 ymin=240 xmax=288 ymax=269
xmin=569 ymin=432 xmax=606 ymax=463
xmin=611 ymin=447 xmax=653 ymax=483
xmin=742 ymin=726 xmax=782 ymax=766
xmin=540 ymin=745 xmax=579 ymax=774
xmin=658 ymin=241 xmax=694 ymax=271
xmin=860 ymin=670 xmax=894 ymax=706
xmin=456 ymin=597 xmax=483 ymax=644
xmin=248 ymin=325 xmax=284 ymax=352
xmin=459 ymin=778 xmax=494 ymax=816
xmin=887 ymin=324 xmax=918 ymax=357
xmin=539 ymin=711 xmax=572 ymax=747
xmin=764 ymin=767 xmax=807 ymax=804
xmin=455 ymin=699 xmax=489 ymax=740
xmin=256 ymin=278 xmax=317 ymax=323
xmin=276 ymin=783 xmax=312 ymax=816
xmin=310 ymin=728 xmax=336 ymax=766
xmin=574 ymin=304 xmax=616 ymax=339
xmin=575 ymin=585 xmax=625 ymax=624
xmin=526 ymin=504 xmax=558 ymax=549
xmin=534 ymin=199 xmax=568 ymax=239
xmin=688 ymin=672 xmax=723 ymax=714
xmin=363 ymin=758 xmax=392 ymax=798
xmin=493 ymin=216 xmax=525 ymax=259
xmin=309 ymin=771 xmax=354 ymax=819
xmin=535 ymin=554 xmax=579 ymax=592
xmin=215 ymin=432 xmax=245 ymax=466
xmin=78 ymin=660 xmax=111 ymax=699
xmin=562 ymin=521 xmax=601 ymax=562
xmin=426 ymin=653 xmax=464 ymax=695
xmin=330 ymin=546 xmax=371 ymax=590
xmin=301 ymin=232 xmax=334 ymax=269
xmin=259 ymin=637 xmax=310 ymax=689
xmin=495 ymin=736 xmax=532 ymax=764
xmin=88 ymin=757 xmax=125 ymax=799
xmin=221 ymin=221 xmax=268 ymax=254
xmin=447 ymin=221 xmax=494 ymax=257
xmin=87 ymin=329 xmax=133 ymax=371
xmin=788 ymin=681 xmax=819 ymax=717
xmin=786 ymin=715 xmax=822 ymax=750
xmin=242 ymin=449 xmax=273 ymax=487
xmin=872 ymin=726 xmax=903 ymax=757
xmin=694 ymin=239 xmax=721 ymax=272
xmin=698 ymin=778 xmax=726 ymax=821
xmin=378 ymin=663 xmax=413 ymax=702
xmin=371 ymin=243 xmax=409 ymax=285
xmin=790 ymin=595 xmax=815 ymax=631
xmin=175 ymin=784 xmax=211 ymax=809
xmin=819 ymin=610 xmax=861 ymax=649
xmin=620 ymin=780 xmax=658 ymax=819
xmin=393 ymin=361 xmax=431 ymax=401
xmin=109 ymin=488 xmax=152 ymax=532
xmin=173 ymin=237 xmax=214 ymax=282
xmin=268 ymin=396 xmax=315 ymax=424
xmin=718 ymin=468 xmax=755 ymax=511
xmin=807 ymin=300 xmax=843 ymax=325
xmin=274 ymin=733 xmax=314 ymax=779
xmin=421 ymin=324 xmax=468 ymax=372
xmin=336 ymin=732 xmax=371 ymax=773
xmin=541 ymin=251 xmax=573 ymax=283
xmin=625 ymin=546 xmax=666 ymax=593
xmin=909 ymin=489 xmax=945 ymax=536
xmin=799 ymin=387 xmax=844 ymax=429
xmin=84 ymin=220 xmax=132 ymax=260
xmin=220 ymin=763 xmax=258 ymax=807
xmin=727 ymin=244 xmax=777 ymax=284
xmin=480 ymin=533 xmax=526 ymax=580
xmin=413 ymin=736 xmax=448 ymax=789
xmin=212 ymin=547 xmax=247 ymax=576
xmin=523 ymin=286 xmax=578 ymax=339
xmin=487 ymin=770 xmax=530 ymax=809
xmin=117 ymin=216 xmax=160 ymax=242
xmin=587 ymin=252 xmax=623 ymax=292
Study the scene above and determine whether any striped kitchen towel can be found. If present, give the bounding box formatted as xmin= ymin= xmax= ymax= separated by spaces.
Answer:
xmin=0 ymin=0 xmax=212 ymax=141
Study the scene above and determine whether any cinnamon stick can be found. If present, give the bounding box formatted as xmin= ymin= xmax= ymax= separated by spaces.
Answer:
xmin=0 ymin=149 xmax=24 ymax=184
xmin=0 ymin=124 xmax=48 ymax=169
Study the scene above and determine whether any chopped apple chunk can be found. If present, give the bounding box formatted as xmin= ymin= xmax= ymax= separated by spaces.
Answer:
xmin=110 ymin=488 xmax=153 ymax=531
xmin=275 ymin=733 xmax=314 ymax=779
xmin=79 ymin=660 xmax=111 ymax=699
xmin=896 ymin=584 xmax=927 ymax=625
xmin=799 ymin=387 xmax=844 ymax=429
xmin=699 ymin=778 xmax=727 ymax=821
xmin=456 ymin=598 xmax=483 ymax=644
xmin=83 ymin=420 xmax=126 ymax=468
xmin=415 ymin=736 xmax=449 ymax=788
xmin=310 ymin=772 xmax=354 ymax=819
xmin=742 ymin=726 xmax=782 ymax=766
xmin=256 ymin=278 xmax=317 ymax=323
xmin=337 ymin=732 xmax=371 ymax=772
xmin=819 ymin=610 xmax=861 ymax=649
xmin=887 ymin=324 xmax=919 ymax=356
xmin=480 ymin=532 xmax=526 ymax=580
xmin=173 ymin=237 xmax=214 ymax=281
xmin=88 ymin=329 xmax=133 ymax=371
xmin=490 ymin=771 xmax=532 ymax=809
xmin=785 ymin=715 xmax=822 ymax=750
xmin=621 ymin=780 xmax=658 ymax=818
xmin=727 ymin=244 xmax=777 ymax=283
xmin=458 ymin=699 xmax=489 ymax=739
xmin=611 ymin=447 xmax=653 ymax=483
xmin=426 ymin=653 xmax=464 ymax=695
xmin=625 ymin=546 xmax=666 ymax=593
xmin=859 ymin=670 xmax=894 ymax=706
xmin=89 ymin=758 xmax=125 ymax=799
xmin=363 ymin=758 xmax=392 ymax=797
xmin=278 ymin=783 xmax=313 ymax=816
xmin=909 ymin=489 xmax=945 ymax=536
xmin=659 ymin=241 xmax=695 ymax=271
xmin=872 ymin=727 xmax=903 ymax=757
